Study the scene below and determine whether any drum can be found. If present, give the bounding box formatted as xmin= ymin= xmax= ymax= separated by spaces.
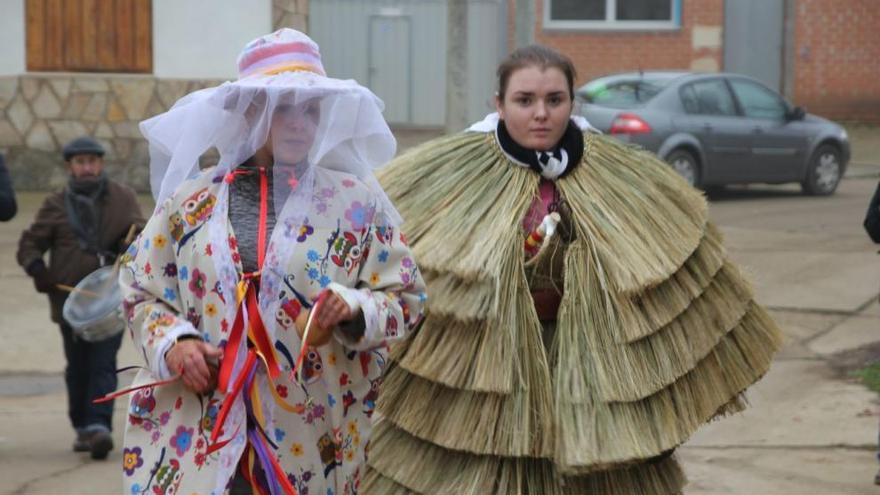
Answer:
xmin=62 ymin=265 xmax=125 ymax=342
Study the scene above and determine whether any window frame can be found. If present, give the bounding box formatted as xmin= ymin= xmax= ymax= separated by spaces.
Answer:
xmin=579 ymin=76 xmax=674 ymax=109
xmin=543 ymin=0 xmax=682 ymax=31
xmin=726 ymin=77 xmax=791 ymax=122
xmin=678 ymin=77 xmax=741 ymax=118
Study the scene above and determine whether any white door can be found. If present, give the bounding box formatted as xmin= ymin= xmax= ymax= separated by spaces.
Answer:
xmin=369 ymin=15 xmax=412 ymax=125
xmin=724 ymin=0 xmax=784 ymax=90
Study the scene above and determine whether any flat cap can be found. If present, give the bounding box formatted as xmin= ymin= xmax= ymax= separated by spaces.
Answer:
xmin=62 ymin=137 xmax=105 ymax=161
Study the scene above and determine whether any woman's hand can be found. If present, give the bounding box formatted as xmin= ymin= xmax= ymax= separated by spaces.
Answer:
xmin=295 ymin=291 xmax=352 ymax=347
xmin=165 ymin=339 xmax=223 ymax=394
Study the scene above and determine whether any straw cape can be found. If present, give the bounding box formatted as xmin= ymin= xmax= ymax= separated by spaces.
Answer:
xmin=363 ymin=129 xmax=783 ymax=494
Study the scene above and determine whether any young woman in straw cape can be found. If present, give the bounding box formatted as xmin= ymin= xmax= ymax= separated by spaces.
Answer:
xmin=363 ymin=45 xmax=782 ymax=494
xmin=117 ymin=29 xmax=425 ymax=495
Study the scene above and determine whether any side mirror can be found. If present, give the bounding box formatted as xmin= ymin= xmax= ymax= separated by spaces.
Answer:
xmin=787 ymin=106 xmax=806 ymax=121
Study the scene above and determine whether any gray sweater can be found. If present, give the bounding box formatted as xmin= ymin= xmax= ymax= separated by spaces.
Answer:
xmin=228 ymin=167 xmax=276 ymax=274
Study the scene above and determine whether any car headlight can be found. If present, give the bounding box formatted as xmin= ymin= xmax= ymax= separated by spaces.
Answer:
xmin=840 ymin=128 xmax=848 ymax=140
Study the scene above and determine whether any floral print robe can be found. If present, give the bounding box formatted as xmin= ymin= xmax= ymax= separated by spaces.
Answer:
xmin=119 ymin=166 xmax=425 ymax=495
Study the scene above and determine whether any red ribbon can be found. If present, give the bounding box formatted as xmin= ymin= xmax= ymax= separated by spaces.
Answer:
xmin=92 ymin=373 xmax=180 ymax=404
xmin=292 ymin=290 xmax=329 ymax=381
xmin=210 ymin=350 xmax=257 ymax=446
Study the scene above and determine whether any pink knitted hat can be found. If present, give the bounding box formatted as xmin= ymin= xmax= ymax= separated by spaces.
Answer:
xmin=237 ymin=28 xmax=326 ymax=79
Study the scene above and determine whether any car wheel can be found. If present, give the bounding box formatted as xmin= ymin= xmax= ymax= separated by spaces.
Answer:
xmin=801 ymin=144 xmax=842 ymax=196
xmin=666 ymin=149 xmax=700 ymax=187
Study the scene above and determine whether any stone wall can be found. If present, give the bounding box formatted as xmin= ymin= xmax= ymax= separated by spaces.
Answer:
xmin=0 ymin=74 xmax=222 ymax=192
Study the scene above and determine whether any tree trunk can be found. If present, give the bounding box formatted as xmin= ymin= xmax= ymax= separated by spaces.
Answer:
xmin=445 ymin=0 xmax=469 ymax=133
xmin=514 ymin=0 xmax=535 ymax=48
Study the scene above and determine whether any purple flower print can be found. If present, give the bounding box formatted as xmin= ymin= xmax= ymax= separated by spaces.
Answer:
xmin=298 ymin=225 xmax=314 ymax=242
xmin=170 ymin=425 xmax=194 ymax=457
xmin=345 ymin=202 xmax=372 ymax=230
xmin=163 ymin=263 xmax=178 ymax=277
xmin=122 ymin=447 xmax=143 ymax=476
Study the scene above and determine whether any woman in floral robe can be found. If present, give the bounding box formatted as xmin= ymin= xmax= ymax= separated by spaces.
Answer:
xmin=119 ymin=29 xmax=425 ymax=495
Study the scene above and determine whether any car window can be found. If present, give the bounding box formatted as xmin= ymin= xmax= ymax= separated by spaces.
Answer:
xmin=680 ymin=80 xmax=737 ymax=116
xmin=579 ymin=76 xmax=671 ymax=108
xmin=679 ymin=85 xmax=700 ymax=113
xmin=729 ymin=79 xmax=787 ymax=120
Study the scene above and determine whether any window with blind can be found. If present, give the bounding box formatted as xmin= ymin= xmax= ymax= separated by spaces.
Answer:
xmin=545 ymin=0 xmax=681 ymax=30
xmin=26 ymin=0 xmax=152 ymax=73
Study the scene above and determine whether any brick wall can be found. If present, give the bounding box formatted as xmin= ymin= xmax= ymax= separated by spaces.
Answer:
xmin=792 ymin=0 xmax=880 ymax=123
xmin=523 ymin=0 xmax=724 ymax=86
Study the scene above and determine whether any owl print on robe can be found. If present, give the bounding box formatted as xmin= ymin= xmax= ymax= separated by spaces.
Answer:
xmin=298 ymin=348 xmax=324 ymax=384
xmin=152 ymin=458 xmax=183 ymax=495
xmin=374 ymin=225 xmax=394 ymax=245
xmin=167 ymin=188 xmax=217 ymax=254
xmin=362 ymin=377 xmax=380 ymax=417
xmin=276 ymin=276 xmax=311 ymax=332
xmin=275 ymin=297 xmax=303 ymax=331
xmin=318 ymin=431 xmax=341 ymax=477
xmin=130 ymin=387 xmax=156 ymax=418
xmin=182 ymin=188 xmax=217 ymax=226
xmin=330 ymin=231 xmax=368 ymax=276
xmin=168 ymin=213 xmax=185 ymax=243
xmin=342 ymin=390 xmax=356 ymax=416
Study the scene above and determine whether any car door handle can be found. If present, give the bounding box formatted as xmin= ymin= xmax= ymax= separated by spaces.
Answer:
xmin=702 ymin=124 xmax=713 ymax=132
xmin=752 ymin=126 xmax=764 ymax=134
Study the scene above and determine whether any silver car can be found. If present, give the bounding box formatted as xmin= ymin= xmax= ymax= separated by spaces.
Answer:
xmin=577 ymin=71 xmax=850 ymax=195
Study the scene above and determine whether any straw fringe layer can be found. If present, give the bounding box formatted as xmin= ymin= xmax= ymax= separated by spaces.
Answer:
xmin=379 ymin=235 xmax=557 ymax=456
xmin=393 ymin=313 xmax=511 ymax=393
xmin=366 ymin=419 xmax=687 ymax=495
xmin=592 ymin=262 xmax=756 ymax=402
xmin=362 ymin=468 xmax=417 ymax=495
xmin=422 ymin=269 xmax=496 ymax=322
xmin=615 ymin=222 xmax=727 ymax=343
xmin=557 ymin=135 xmax=709 ymax=295
xmin=379 ymin=133 xmax=537 ymax=281
xmin=555 ymin=303 xmax=782 ymax=473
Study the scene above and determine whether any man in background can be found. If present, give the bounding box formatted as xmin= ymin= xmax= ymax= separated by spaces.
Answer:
xmin=16 ymin=137 xmax=145 ymax=460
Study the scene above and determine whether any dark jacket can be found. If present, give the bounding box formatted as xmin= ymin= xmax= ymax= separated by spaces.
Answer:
xmin=0 ymin=154 xmax=17 ymax=221
xmin=865 ymin=181 xmax=880 ymax=243
xmin=17 ymin=180 xmax=146 ymax=323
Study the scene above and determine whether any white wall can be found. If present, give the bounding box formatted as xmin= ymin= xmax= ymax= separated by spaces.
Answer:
xmin=153 ymin=0 xmax=272 ymax=79
xmin=0 ymin=0 xmax=26 ymax=75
